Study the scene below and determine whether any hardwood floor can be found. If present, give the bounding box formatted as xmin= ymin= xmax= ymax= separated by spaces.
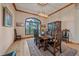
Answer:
xmin=6 ymin=38 xmax=79 ymax=56
xmin=6 ymin=39 xmax=31 ymax=56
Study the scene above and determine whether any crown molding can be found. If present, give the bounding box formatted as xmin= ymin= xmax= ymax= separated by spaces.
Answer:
xmin=12 ymin=3 xmax=47 ymax=18
xmin=13 ymin=3 xmax=17 ymax=10
xmin=12 ymin=3 xmax=74 ymax=18
xmin=48 ymin=3 xmax=73 ymax=16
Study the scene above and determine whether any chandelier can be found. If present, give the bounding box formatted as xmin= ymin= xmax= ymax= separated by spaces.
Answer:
xmin=38 ymin=3 xmax=48 ymax=6
xmin=38 ymin=13 xmax=48 ymax=18
xmin=37 ymin=3 xmax=48 ymax=18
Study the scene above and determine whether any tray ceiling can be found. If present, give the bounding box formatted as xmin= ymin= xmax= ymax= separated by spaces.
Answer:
xmin=15 ymin=3 xmax=69 ymax=15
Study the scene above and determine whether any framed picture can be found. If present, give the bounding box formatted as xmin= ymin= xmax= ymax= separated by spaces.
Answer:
xmin=3 ymin=7 xmax=12 ymax=27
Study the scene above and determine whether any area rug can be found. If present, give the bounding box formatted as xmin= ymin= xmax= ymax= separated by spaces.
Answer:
xmin=27 ymin=40 xmax=77 ymax=56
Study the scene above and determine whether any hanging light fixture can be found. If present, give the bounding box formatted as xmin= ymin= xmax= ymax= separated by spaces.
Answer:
xmin=38 ymin=3 xmax=48 ymax=6
xmin=37 ymin=3 xmax=48 ymax=18
xmin=38 ymin=13 xmax=48 ymax=18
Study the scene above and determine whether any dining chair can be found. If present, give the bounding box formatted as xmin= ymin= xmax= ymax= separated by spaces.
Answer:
xmin=48 ymin=31 xmax=62 ymax=56
xmin=62 ymin=29 xmax=69 ymax=43
xmin=34 ymin=29 xmax=44 ymax=48
xmin=34 ymin=29 xmax=39 ymax=45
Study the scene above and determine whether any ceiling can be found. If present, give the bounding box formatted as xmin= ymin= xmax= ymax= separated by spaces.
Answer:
xmin=15 ymin=3 xmax=69 ymax=15
xmin=14 ymin=3 xmax=73 ymax=18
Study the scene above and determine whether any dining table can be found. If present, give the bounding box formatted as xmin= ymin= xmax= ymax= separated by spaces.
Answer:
xmin=39 ymin=35 xmax=50 ymax=51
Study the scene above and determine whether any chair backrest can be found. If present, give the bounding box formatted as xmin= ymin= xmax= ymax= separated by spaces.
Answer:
xmin=54 ymin=31 xmax=62 ymax=47
xmin=34 ymin=29 xmax=39 ymax=38
xmin=62 ymin=29 xmax=69 ymax=38
xmin=34 ymin=29 xmax=39 ymax=45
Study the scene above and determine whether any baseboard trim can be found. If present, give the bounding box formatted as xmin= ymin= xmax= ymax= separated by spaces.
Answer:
xmin=69 ymin=40 xmax=79 ymax=45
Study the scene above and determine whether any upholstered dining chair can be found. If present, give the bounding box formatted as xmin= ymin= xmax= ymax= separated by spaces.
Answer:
xmin=34 ymin=29 xmax=39 ymax=45
xmin=34 ymin=29 xmax=44 ymax=48
xmin=48 ymin=31 xmax=62 ymax=56
xmin=62 ymin=29 xmax=69 ymax=43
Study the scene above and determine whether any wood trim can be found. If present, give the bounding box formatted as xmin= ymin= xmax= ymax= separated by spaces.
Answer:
xmin=12 ymin=3 xmax=17 ymax=10
xmin=69 ymin=41 xmax=79 ymax=45
xmin=48 ymin=3 xmax=74 ymax=16
xmin=16 ymin=9 xmax=40 ymax=16
xmin=12 ymin=3 xmax=74 ymax=18
xmin=12 ymin=3 xmax=46 ymax=18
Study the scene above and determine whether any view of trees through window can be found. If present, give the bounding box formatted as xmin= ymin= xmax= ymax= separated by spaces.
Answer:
xmin=25 ymin=18 xmax=40 ymax=35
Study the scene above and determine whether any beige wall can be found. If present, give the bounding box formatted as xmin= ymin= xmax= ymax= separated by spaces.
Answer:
xmin=75 ymin=4 xmax=79 ymax=43
xmin=0 ymin=3 xmax=15 ymax=55
xmin=15 ymin=11 xmax=46 ymax=37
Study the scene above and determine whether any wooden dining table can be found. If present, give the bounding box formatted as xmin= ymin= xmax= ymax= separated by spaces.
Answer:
xmin=39 ymin=35 xmax=49 ymax=51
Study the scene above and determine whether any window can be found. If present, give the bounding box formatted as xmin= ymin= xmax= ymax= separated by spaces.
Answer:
xmin=48 ymin=22 xmax=56 ymax=32
xmin=25 ymin=18 xmax=40 ymax=35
